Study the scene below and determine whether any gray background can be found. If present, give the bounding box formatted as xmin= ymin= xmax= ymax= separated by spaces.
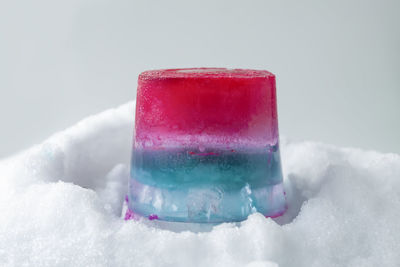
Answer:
xmin=0 ymin=0 xmax=399 ymax=158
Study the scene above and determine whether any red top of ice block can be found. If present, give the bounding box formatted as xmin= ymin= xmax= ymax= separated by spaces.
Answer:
xmin=135 ymin=68 xmax=278 ymax=148
xmin=139 ymin=68 xmax=275 ymax=80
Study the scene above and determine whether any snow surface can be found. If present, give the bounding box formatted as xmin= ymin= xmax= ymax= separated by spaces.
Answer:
xmin=0 ymin=101 xmax=399 ymax=267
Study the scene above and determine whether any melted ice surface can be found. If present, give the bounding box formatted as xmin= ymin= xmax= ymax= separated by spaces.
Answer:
xmin=0 ymin=101 xmax=399 ymax=266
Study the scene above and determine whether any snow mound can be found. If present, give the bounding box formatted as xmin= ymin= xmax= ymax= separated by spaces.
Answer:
xmin=0 ymin=101 xmax=399 ymax=267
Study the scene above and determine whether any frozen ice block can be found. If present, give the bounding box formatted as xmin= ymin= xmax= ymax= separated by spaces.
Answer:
xmin=129 ymin=68 xmax=286 ymax=223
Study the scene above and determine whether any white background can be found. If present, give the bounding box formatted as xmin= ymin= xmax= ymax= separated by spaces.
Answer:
xmin=0 ymin=0 xmax=399 ymax=158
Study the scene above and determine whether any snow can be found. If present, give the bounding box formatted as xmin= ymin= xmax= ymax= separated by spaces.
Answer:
xmin=0 ymin=101 xmax=399 ymax=267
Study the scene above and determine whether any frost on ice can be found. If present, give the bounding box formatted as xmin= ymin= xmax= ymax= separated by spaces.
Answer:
xmin=0 ymin=101 xmax=399 ymax=267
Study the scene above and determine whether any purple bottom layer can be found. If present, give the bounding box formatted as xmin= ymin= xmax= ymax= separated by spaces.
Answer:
xmin=123 ymin=195 xmax=287 ymax=222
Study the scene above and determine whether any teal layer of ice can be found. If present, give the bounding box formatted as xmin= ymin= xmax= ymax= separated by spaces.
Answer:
xmin=129 ymin=148 xmax=286 ymax=222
